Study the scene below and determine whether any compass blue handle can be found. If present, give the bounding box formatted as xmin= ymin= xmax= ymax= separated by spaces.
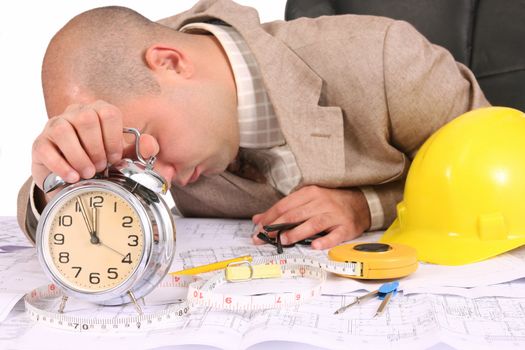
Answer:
xmin=378 ymin=281 xmax=399 ymax=300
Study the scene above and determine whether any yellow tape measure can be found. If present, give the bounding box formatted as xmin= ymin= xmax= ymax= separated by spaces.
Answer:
xmin=328 ymin=242 xmax=418 ymax=279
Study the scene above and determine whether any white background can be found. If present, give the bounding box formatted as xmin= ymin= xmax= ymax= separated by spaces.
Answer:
xmin=0 ymin=0 xmax=286 ymax=216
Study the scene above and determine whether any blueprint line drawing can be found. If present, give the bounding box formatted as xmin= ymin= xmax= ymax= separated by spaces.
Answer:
xmin=0 ymin=217 xmax=525 ymax=350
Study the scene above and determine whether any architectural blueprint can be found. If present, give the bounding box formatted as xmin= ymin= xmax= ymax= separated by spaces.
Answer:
xmin=2 ymin=291 xmax=525 ymax=350
xmin=172 ymin=218 xmax=525 ymax=296
xmin=0 ymin=216 xmax=525 ymax=349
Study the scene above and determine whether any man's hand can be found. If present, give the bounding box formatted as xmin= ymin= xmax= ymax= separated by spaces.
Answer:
xmin=251 ymin=186 xmax=371 ymax=250
xmin=31 ymin=100 xmax=158 ymax=193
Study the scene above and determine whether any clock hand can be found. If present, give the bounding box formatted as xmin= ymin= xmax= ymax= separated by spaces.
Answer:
xmin=92 ymin=206 xmax=101 ymax=244
xmin=76 ymin=197 xmax=99 ymax=244
xmin=90 ymin=207 xmax=125 ymax=256
xmin=98 ymin=241 xmax=126 ymax=257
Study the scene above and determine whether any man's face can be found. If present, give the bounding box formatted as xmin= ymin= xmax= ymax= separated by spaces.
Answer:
xmin=118 ymin=86 xmax=239 ymax=187
xmin=46 ymin=80 xmax=239 ymax=188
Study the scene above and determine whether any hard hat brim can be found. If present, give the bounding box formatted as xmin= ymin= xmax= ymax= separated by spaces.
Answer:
xmin=381 ymin=219 xmax=525 ymax=266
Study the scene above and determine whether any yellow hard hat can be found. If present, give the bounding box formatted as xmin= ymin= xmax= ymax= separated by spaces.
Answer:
xmin=381 ymin=106 xmax=525 ymax=265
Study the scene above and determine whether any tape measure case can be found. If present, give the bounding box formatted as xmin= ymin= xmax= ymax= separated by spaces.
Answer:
xmin=328 ymin=242 xmax=418 ymax=279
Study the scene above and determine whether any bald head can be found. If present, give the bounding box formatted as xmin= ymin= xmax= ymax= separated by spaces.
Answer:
xmin=42 ymin=6 xmax=179 ymax=115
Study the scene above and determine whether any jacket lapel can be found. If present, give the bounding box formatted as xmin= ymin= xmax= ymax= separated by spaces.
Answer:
xmin=159 ymin=0 xmax=345 ymax=187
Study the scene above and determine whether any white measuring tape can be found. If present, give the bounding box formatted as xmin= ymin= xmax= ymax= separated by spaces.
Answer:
xmin=24 ymin=254 xmax=361 ymax=332
xmin=25 ymin=284 xmax=190 ymax=331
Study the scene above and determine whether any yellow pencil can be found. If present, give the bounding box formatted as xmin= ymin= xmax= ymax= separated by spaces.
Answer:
xmin=169 ymin=255 xmax=253 ymax=275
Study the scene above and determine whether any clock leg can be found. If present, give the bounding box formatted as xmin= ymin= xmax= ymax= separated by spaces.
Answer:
xmin=128 ymin=290 xmax=143 ymax=315
xmin=58 ymin=295 xmax=69 ymax=313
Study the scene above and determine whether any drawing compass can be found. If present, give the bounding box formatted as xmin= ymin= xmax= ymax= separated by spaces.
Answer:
xmin=334 ymin=281 xmax=399 ymax=316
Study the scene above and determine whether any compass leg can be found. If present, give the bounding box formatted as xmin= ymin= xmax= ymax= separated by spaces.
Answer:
xmin=58 ymin=295 xmax=69 ymax=313
xmin=128 ymin=290 xmax=143 ymax=315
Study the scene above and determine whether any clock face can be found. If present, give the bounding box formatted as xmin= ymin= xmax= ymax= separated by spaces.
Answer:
xmin=44 ymin=189 xmax=146 ymax=292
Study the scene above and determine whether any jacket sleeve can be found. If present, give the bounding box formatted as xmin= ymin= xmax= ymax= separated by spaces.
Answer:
xmin=16 ymin=177 xmax=39 ymax=245
xmin=383 ymin=20 xmax=489 ymax=158
xmin=371 ymin=20 xmax=490 ymax=228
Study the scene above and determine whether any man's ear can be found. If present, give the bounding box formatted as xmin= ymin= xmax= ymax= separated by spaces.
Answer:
xmin=144 ymin=44 xmax=194 ymax=79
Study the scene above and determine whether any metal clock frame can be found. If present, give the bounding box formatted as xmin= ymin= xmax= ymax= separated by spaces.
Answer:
xmin=36 ymin=178 xmax=175 ymax=306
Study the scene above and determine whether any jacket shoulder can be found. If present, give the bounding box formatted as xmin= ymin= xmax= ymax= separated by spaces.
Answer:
xmin=262 ymin=14 xmax=396 ymax=50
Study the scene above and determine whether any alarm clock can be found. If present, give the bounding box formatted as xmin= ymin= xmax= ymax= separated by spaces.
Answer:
xmin=36 ymin=128 xmax=175 ymax=306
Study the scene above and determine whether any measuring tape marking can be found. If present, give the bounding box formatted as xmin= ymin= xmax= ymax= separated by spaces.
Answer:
xmin=188 ymin=264 xmax=326 ymax=311
xmin=25 ymin=285 xmax=191 ymax=331
xmin=25 ymin=254 xmax=363 ymax=332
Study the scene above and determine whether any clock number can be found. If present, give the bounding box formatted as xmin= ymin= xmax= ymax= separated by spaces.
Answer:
xmin=89 ymin=196 xmax=104 ymax=208
xmin=107 ymin=268 xmax=119 ymax=280
xmin=122 ymin=253 xmax=132 ymax=264
xmin=75 ymin=202 xmax=81 ymax=212
xmin=58 ymin=215 xmax=72 ymax=227
xmin=72 ymin=266 xmax=82 ymax=278
xmin=122 ymin=216 xmax=133 ymax=228
xmin=128 ymin=235 xmax=139 ymax=246
xmin=53 ymin=233 xmax=65 ymax=245
xmin=89 ymin=272 xmax=101 ymax=284
xmin=113 ymin=202 xmax=117 ymax=212
xmin=58 ymin=252 xmax=69 ymax=263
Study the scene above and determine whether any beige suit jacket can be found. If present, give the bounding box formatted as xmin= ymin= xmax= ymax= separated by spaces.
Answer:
xmin=17 ymin=0 xmax=489 ymax=242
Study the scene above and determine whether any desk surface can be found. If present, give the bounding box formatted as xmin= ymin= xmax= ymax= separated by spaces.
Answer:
xmin=0 ymin=216 xmax=524 ymax=350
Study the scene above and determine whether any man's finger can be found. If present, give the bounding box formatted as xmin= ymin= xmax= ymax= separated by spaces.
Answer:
xmin=32 ymin=143 xmax=80 ymax=189
xmin=311 ymin=226 xmax=359 ymax=250
xmin=251 ymin=234 xmax=266 ymax=245
xmin=65 ymin=106 xmax=107 ymax=172
xmin=122 ymin=133 xmax=159 ymax=160
xmin=96 ymin=102 xmax=124 ymax=164
xmin=279 ymin=213 xmax=334 ymax=245
xmin=265 ymin=200 xmax=329 ymax=230
xmin=254 ymin=186 xmax=317 ymax=224
xmin=50 ymin=123 xmax=96 ymax=179
xmin=139 ymin=134 xmax=160 ymax=159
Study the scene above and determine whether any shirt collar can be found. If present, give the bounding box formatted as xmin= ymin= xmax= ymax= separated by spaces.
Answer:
xmin=180 ymin=22 xmax=285 ymax=148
